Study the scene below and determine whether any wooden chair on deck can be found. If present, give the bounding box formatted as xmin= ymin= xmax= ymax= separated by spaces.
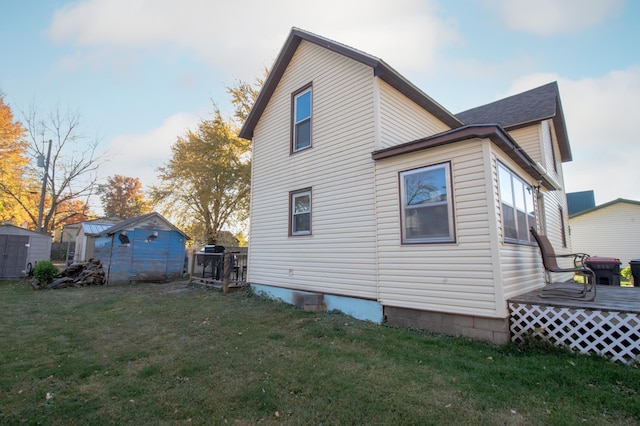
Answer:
xmin=530 ymin=227 xmax=596 ymax=300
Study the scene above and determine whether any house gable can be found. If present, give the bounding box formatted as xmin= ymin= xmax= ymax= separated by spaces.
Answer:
xmin=239 ymin=27 xmax=462 ymax=141
xmin=456 ymin=82 xmax=572 ymax=162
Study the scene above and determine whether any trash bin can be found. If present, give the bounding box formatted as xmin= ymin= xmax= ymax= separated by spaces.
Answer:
xmin=629 ymin=259 xmax=640 ymax=287
xmin=585 ymin=257 xmax=621 ymax=286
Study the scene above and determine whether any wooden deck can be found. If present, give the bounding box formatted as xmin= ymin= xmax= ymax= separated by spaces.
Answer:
xmin=508 ymin=284 xmax=640 ymax=364
xmin=188 ymin=251 xmax=247 ymax=292
xmin=509 ymin=284 xmax=640 ymax=313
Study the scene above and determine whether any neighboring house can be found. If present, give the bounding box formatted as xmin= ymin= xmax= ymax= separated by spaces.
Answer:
xmin=93 ymin=212 xmax=189 ymax=285
xmin=74 ymin=218 xmax=121 ymax=262
xmin=569 ymin=198 xmax=640 ymax=266
xmin=567 ymin=190 xmax=596 ymax=216
xmin=0 ymin=224 xmax=52 ymax=279
xmin=239 ymin=28 xmax=574 ymax=344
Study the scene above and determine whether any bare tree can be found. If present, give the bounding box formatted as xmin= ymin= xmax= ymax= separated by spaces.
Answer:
xmin=20 ymin=104 xmax=104 ymax=233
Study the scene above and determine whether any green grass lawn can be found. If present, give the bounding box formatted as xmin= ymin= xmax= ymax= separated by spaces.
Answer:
xmin=1 ymin=280 xmax=639 ymax=425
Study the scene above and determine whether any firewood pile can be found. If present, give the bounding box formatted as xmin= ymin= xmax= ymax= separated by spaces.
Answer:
xmin=44 ymin=259 xmax=106 ymax=289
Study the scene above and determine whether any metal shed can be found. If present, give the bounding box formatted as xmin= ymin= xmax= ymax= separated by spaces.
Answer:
xmin=0 ymin=224 xmax=52 ymax=279
xmin=93 ymin=212 xmax=189 ymax=285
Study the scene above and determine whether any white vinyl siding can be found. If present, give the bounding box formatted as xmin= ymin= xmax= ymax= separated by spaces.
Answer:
xmin=375 ymin=140 xmax=501 ymax=317
xmin=569 ymin=202 xmax=640 ymax=266
xmin=248 ymin=40 xmax=378 ymax=299
xmin=377 ymin=79 xmax=450 ymax=150
xmin=509 ymin=121 xmax=564 ymax=187
xmin=508 ymin=125 xmax=541 ymax=162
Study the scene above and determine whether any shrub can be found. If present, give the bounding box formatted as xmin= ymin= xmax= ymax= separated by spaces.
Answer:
xmin=33 ymin=261 xmax=58 ymax=284
xmin=621 ymin=266 xmax=632 ymax=280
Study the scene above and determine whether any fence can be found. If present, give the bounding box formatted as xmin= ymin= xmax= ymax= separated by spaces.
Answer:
xmin=51 ymin=242 xmax=75 ymax=264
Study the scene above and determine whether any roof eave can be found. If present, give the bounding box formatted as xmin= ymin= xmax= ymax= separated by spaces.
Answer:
xmin=569 ymin=198 xmax=640 ymax=218
xmin=372 ymin=124 xmax=559 ymax=190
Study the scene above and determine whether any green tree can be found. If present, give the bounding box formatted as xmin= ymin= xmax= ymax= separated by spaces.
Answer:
xmin=97 ymin=175 xmax=151 ymax=219
xmin=150 ymin=109 xmax=250 ymax=245
xmin=227 ymin=68 xmax=267 ymax=124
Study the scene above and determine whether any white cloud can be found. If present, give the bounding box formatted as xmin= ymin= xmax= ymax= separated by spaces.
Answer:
xmin=100 ymin=112 xmax=199 ymax=190
xmin=484 ymin=0 xmax=625 ymax=36
xmin=46 ymin=0 xmax=459 ymax=80
xmin=504 ymin=65 xmax=640 ymax=204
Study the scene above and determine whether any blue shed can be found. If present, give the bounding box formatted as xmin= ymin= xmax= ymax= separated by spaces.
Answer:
xmin=94 ymin=212 xmax=189 ymax=285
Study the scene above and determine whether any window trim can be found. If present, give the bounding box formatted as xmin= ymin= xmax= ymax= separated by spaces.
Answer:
xmin=547 ymin=121 xmax=558 ymax=173
xmin=399 ymin=161 xmax=456 ymax=244
xmin=498 ymin=162 xmax=536 ymax=245
xmin=559 ymin=207 xmax=567 ymax=248
xmin=291 ymin=84 xmax=313 ymax=154
xmin=289 ymin=187 xmax=312 ymax=236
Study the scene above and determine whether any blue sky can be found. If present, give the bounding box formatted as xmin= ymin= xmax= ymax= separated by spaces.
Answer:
xmin=1 ymin=0 xmax=639 ymax=210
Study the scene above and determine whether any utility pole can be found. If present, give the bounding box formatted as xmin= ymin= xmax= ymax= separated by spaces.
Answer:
xmin=37 ymin=139 xmax=52 ymax=233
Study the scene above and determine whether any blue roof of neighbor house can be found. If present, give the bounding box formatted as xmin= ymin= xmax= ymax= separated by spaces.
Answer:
xmin=567 ymin=190 xmax=596 ymax=216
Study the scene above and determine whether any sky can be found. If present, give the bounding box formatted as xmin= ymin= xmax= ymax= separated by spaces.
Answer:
xmin=1 ymin=0 xmax=639 ymax=212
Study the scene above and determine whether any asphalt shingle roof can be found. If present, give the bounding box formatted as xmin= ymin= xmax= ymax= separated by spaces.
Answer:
xmin=456 ymin=82 xmax=571 ymax=162
xmin=456 ymin=82 xmax=559 ymax=128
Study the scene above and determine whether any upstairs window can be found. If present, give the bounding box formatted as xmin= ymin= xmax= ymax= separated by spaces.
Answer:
xmin=400 ymin=162 xmax=455 ymax=244
xmin=290 ymin=188 xmax=312 ymax=236
xmin=498 ymin=163 xmax=536 ymax=244
xmin=292 ymin=85 xmax=312 ymax=152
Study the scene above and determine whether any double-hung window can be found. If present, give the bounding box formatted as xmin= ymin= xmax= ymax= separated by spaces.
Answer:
xmin=290 ymin=188 xmax=312 ymax=236
xmin=498 ymin=163 xmax=536 ymax=244
xmin=292 ymin=85 xmax=312 ymax=152
xmin=400 ymin=162 xmax=455 ymax=243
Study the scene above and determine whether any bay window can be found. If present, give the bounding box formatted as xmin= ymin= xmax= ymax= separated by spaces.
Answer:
xmin=498 ymin=163 xmax=536 ymax=244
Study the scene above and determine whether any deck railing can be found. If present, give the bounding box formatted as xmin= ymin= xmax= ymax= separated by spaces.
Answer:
xmin=188 ymin=250 xmax=247 ymax=292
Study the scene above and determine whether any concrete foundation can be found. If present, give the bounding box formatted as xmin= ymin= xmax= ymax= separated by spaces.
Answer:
xmin=384 ymin=306 xmax=510 ymax=344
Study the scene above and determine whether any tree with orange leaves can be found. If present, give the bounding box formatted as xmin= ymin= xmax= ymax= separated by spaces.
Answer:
xmin=0 ymin=94 xmax=38 ymax=226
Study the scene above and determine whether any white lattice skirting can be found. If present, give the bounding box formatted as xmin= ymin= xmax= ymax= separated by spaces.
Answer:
xmin=510 ymin=302 xmax=640 ymax=365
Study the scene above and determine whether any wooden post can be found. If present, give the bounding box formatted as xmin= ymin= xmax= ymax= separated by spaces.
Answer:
xmin=223 ymin=252 xmax=230 ymax=293
xmin=189 ymin=250 xmax=196 ymax=283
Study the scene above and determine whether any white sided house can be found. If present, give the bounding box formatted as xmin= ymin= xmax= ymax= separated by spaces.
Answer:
xmin=239 ymin=28 xmax=574 ymax=344
xmin=569 ymin=199 xmax=640 ymax=267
